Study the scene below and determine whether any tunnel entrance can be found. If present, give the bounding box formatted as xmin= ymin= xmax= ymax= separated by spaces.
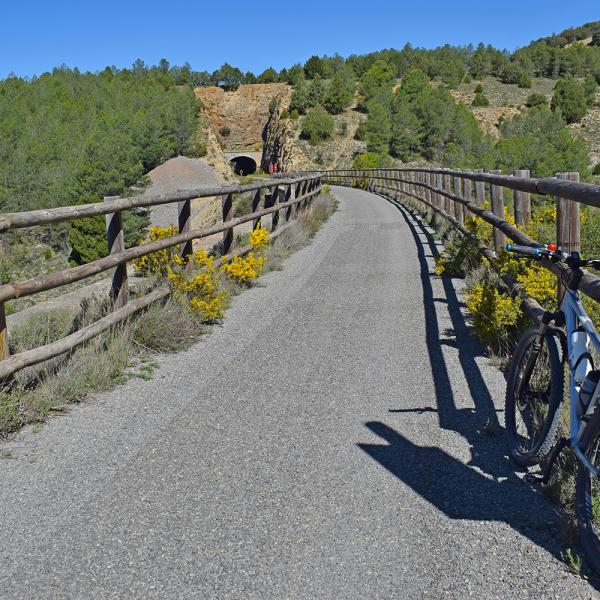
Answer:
xmin=229 ymin=155 xmax=257 ymax=175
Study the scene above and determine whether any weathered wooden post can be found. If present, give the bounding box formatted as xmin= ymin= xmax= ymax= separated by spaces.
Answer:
xmin=436 ymin=173 xmax=443 ymax=210
xmin=463 ymin=178 xmax=472 ymax=218
xmin=269 ymin=184 xmax=281 ymax=232
xmin=489 ymin=170 xmax=506 ymax=255
xmin=301 ymin=180 xmax=309 ymax=211
xmin=252 ymin=188 xmax=262 ymax=229
xmin=443 ymin=172 xmax=453 ymax=215
xmin=453 ymin=176 xmax=464 ymax=225
xmin=474 ymin=168 xmax=485 ymax=206
xmin=0 ymin=302 xmax=8 ymax=360
xmin=557 ymin=171 xmax=581 ymax=299
xmin=104 ymin=196 xmax=128 ymax=309
xmin=513 ymin=169 xmax=531 ymax=227
xmin=178 ymin=197 xmax=192 ymax=262
xmin=284 ymin=184 xmax=294 ymax=222
xmin=222 ymin=192 xmax=234 ymax=254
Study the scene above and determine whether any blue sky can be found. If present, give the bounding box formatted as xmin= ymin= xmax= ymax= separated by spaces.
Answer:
xmin=1 ymin=1 xmax=598 ymax=79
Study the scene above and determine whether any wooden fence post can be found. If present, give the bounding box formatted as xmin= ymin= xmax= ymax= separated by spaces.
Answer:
xmin=0 ymin=303 xmax=8 ymax=360
xmin=104 ymin=196 xmax=128 ymax=309
xmin=222 ymin=192 xmax=234 ymax=254
xmin=489 ymin=170 xmax=506 ymax=255
xmin=271 ymin=185 xmax=281 ymax=231
xmin=463 ymin=178 xmax=472 ymax=218
xmin=474 ymin=168 xmax=485 ymax=206
xmin=453 ymin=176 xmax=464 ymax=225
xmin=252 ymin=189 xmax=262 ymax=230
xmin=557 ymin=171 xmax=581 ymax=299
xmin=284 ymin=184 xmax=294 ymax=222
xmin=178 ymin=198 xmax=192 ymax=262
xmin=513 ymin=169 xmax=531 ymax=227
xmin=435 ymin=173 xmax=443 ymax=210
xmin=443 ymin=172 xmax=452 ymax=215
xmin=302 ymin=180 xmax=310 ymax=210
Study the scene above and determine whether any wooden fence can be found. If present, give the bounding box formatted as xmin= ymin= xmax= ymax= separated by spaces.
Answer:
xmin=0 ymin=175 xmax=323 ymax=379
xmin=320 ymin=168 xmax=600 ymax=323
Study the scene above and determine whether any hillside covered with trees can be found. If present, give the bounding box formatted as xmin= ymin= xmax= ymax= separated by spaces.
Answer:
xmin=0 ymin=64 xmax=200 ymax=263
xmin=1 ymin=21 xmax=599 ymax=268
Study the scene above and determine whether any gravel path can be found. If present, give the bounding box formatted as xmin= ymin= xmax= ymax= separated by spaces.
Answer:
xmin=0 ymin=187 xmax=596 ymax=599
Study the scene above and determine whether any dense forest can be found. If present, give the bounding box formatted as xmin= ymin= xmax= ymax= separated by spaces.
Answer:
xmin=1 ymin=21 xmax=599 ymax=265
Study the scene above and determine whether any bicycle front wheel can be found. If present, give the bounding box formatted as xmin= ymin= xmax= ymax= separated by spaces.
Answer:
xmin=505 ymin=325 xmax=564 ymax=466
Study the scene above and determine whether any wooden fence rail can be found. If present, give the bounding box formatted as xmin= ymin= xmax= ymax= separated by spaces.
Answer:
xmin=0 ymin=175 xmax=323 ymax=377
xmin=319 ymin=168 xmax=600 ymax=320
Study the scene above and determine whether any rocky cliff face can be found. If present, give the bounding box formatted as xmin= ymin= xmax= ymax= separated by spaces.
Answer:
xmin=195 ymin=83 xmax=292 ymax=151
xmin=261 ymin=109 xmax=301 ymax=172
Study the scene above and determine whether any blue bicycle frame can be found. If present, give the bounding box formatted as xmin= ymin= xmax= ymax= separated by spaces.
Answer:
xmin=563 ymin=287 xmax=600 ymax=476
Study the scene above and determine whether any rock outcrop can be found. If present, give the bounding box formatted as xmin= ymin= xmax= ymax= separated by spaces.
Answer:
xmin=195 ymin=83 xmax=292 ymax=150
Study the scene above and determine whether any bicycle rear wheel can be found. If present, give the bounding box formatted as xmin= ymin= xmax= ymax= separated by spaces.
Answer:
xmin=576 ymin=411 xmax=600 ymax=574
xmin=505 ymin=325 xmax=564 ymax=466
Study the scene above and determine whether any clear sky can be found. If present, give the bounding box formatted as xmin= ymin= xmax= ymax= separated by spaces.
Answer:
xmin=1 ymin=1 xmax=598 ymax=79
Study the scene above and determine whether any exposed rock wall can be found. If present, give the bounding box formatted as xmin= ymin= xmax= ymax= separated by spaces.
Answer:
xmin=195 ymin=84 xmax=292 ymax=150
xmin=261 ymin=110 xmax=301 ymax=172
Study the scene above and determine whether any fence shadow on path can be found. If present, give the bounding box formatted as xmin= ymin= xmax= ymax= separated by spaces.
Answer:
xmin=357 ymin=196 xmax=581 ymax=570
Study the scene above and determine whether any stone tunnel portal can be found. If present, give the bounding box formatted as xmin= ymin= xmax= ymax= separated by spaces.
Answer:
xmin=229 ymin=155 xmax=257 ymax=175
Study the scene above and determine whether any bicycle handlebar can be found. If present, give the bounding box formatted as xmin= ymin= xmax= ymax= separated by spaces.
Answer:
xmin=506 ymin=243 xmax=600 ymax=270
xmin=505 ymin=243 xmax=542 ymax=257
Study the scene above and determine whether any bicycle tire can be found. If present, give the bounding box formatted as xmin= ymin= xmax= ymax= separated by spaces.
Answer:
xmin=576 ymin=408 xmax=600 ymax=574
xmin=505 ymin=325 xmax=564 ymax=466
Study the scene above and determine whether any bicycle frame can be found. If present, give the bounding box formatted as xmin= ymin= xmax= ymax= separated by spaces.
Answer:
xmin=563 ymin=288 xmax=600 ymax=476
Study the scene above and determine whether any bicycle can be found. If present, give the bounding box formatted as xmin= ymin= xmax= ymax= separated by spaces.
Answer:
xmin=504 ymin=242 xmax=600 ymax=572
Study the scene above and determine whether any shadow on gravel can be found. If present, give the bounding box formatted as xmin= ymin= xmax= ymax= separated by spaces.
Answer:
xmin=359 ymin=198 xmax=574 ymax=567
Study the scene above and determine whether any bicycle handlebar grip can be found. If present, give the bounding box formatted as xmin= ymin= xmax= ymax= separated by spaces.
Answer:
xmin=505 ymin=243 xmax=541 ymax=257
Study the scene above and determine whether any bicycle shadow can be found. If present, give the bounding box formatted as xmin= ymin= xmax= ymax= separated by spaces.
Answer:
xmin=358 ymin=197 xmax=584 ymax=571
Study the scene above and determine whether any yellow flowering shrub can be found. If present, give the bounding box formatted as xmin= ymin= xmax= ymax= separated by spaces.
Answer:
xmin=220 ymin=252 xmax=266 ymax=283
xmin=249 ymin=225 xmax=269 ymax=250
xmin=433 ymin=200 xmax=564 ymax=350
xmin=466 ymin=281 xmax=523 ymax=349
xmin=133 ymin=224 xmax=273 ymax=321
xmin=220 ymin=225 xmax=269 ymax=285
xmin=168 ymin=249 xmax=228 ymax=322
xmin=132 ymin=226 xmax=179 ymax=276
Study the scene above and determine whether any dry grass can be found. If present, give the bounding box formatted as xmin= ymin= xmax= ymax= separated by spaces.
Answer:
xmin=0 ymin=294 xmax=204 ymax=436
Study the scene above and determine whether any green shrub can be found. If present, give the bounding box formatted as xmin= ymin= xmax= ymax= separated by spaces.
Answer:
xmin=301 ymin=105 xmax=334 ymax=143
xmin=290 ymin=109 xmax=300 ymax=120
xmin=474 ymin=83 xmax=484 ymax=94
xmin=219 ymin=125 xmax=231 ymax=137
xmin=525 ymin=93 xmax=548 ymax=108
xmin=323 ymin=65 xmax=355 ymax=114
xmin=593 ymin=163 xmax=600 ymax=175
xmin=584 ymin=74 xmax=598 ymax=106
xmin=518 ymin=73 xmax=532 ymax=88
xmin=434 ymin=233 xmax=482 ymax=277
xmin=551 ymin=77 xmax=588 ymax=124
xmin=352 ymin=152 xmax=393 ymax=169
xmin=472 ymin=93 xmax=490 ymax=107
